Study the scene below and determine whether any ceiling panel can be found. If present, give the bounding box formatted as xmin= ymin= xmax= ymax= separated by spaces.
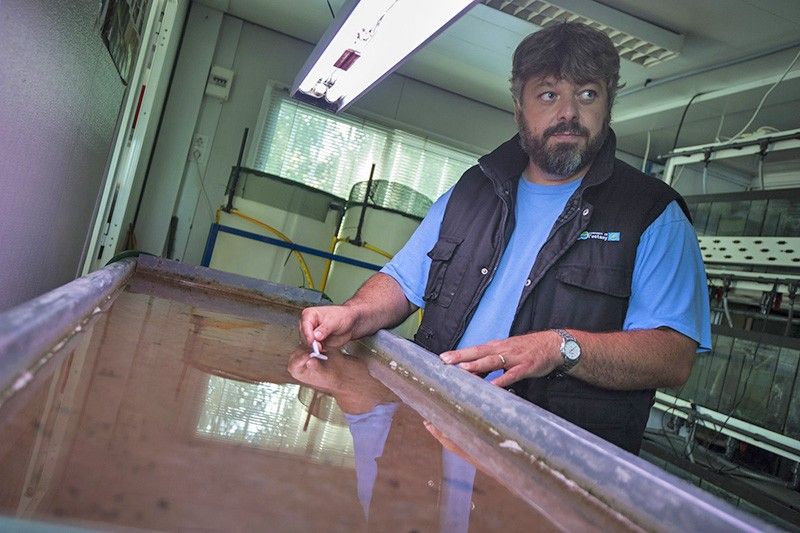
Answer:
xmin=209 ymin=0 xmax=800 ymax=159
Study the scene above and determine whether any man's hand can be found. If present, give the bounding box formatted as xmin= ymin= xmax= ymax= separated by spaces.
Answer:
xmin=439 ymin=331 xmax=561 ymax=388
xmin=297 ymin=273 xmax=418 ymax=351
xmin=299 ymin=305 xmax=360 ymax=350
xmin=287 ymin=347 xmax=396 ymax=413
xmin=439 ymin=328 xmax=697 ymax=391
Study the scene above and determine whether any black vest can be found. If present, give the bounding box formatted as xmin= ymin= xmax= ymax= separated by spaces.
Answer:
xmin=414 ymin=130 xmax=689 ymax=454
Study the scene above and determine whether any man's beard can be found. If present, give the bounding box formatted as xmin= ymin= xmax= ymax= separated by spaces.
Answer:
xmin=518 ymin=118 xmax=608 ymax=179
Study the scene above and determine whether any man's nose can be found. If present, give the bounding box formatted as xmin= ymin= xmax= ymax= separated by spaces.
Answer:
xmin=556 ymin=97 xmax=579 ymax=122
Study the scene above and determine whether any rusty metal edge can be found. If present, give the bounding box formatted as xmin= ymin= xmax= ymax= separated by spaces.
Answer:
xmin=0 ymin=259 xmax=137 ymax=404
xmin=359 ymin=330 xmax=779 ymax=533
xmin=0 ymin=256 xmax=778 ymax=531
xmin=0 ymin=256 xmax=327 ymax=407
xmin=134 ymin=255 xmax=328 ymax=308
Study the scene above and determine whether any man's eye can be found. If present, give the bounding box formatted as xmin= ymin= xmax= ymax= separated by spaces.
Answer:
xmin=539 ymin=92 xmax=557 ymax=102
xmin=579 ymin=89 xmax=597 ymax=101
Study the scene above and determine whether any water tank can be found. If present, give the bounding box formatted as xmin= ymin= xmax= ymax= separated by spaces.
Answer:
xmin=325 ymin=180 xmax=432 ymax=340
xmin=209 ymin=170 xmax=341 ymax=289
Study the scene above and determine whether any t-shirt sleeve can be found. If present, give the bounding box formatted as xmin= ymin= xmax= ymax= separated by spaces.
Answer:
xmin=624 ymin=201 xmax=712 ymax=352
xmin=380 ymin=188 xmax=452 ymax=308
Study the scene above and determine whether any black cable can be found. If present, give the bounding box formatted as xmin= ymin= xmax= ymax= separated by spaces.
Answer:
xmin=671 ymin=92 xmax=706 ymax=152
xmin=651 ymin=289 xmax=794 ymax=482
xmin=686 ymin=299 xmax=774 ymax=472
xmin=785 ymin=284 xmax=796 ymax=336
xmin=105 ymin=250 xmax=156 ymax=266
xmin=326 ymin=0 xmax=335 ymax=18
xmin=649 ymin=283 xmax=720 ymax=461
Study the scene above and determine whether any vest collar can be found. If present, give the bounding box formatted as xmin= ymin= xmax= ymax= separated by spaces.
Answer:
xmin=478 ymin=128 xmax=618 ymax=191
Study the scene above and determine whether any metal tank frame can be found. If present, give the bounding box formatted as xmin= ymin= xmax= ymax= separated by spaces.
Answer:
xmin=0 ymin=256 xmax=777 ymax=532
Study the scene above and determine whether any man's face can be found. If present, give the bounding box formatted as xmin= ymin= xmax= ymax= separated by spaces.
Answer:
xmin=515 ymin=76 xmax=609 ymax=181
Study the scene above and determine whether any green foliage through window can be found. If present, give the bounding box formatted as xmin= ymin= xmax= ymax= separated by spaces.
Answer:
xmin=253 ymin=94 xmax=479 ymax=215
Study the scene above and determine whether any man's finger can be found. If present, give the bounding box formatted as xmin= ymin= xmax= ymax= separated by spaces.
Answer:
xmin=312 ymin=324 xmax=328 ymax=342
xmin=459 ymin=354 xmax=506 ymax=374
xmin=299 ymin=309 xmax=320 ymax=346
xmin=440 ymin=344 xmax=487 ymax=364
xmin=491 ymin=367 xmax=522 ymax=388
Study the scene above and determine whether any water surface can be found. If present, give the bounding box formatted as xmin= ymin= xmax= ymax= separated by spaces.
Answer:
xmin=0 ymin=281 xmax=563 ymax=532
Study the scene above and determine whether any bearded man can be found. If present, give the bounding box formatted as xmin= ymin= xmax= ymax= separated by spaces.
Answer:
xmin=300 ymin=22 xmax=711 ymax=454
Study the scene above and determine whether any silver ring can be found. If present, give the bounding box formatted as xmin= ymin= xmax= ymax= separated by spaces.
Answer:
xmin=497 ymin=354 xmax=506 ymax=367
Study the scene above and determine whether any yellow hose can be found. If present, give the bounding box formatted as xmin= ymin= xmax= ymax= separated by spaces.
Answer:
xmin=320 ymin=238 xmax=394 ymax=292
xmin=222 ymin=209 xmax=316 ymax=289
xmin=319 ymin=236 xmax=343 ymax=294
xmin=322 ymin=235 xmax=421 ymax=327
xmin=361 ymin=242 xmax=393 ymax=260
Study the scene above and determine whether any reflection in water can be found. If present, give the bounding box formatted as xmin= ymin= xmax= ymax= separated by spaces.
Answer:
xmin=287 ymin=350 xmax=480 ymax=532
xmin=196 ymin=378 xmax=354 ymax=468
xmin=0 ymin=287 xmax=553 ymax=532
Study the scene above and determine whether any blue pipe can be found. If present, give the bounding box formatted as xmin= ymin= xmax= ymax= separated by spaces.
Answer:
xmin=201 ymin=223 xmax=220 ymax=267
xmin=204 ymin=223 xmax=383 ymax=271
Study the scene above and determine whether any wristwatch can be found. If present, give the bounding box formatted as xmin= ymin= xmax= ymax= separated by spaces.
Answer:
xmin=554 ymin=329 xmax=581 ymax=375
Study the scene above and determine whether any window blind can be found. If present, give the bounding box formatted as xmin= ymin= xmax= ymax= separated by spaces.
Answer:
xmin=253 ymin=92 xmax=480 ymax=215
xmin=197 ymin=377 xmax=355 ymax=467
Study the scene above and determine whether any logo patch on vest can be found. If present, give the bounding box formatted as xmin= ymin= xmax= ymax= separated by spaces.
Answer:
xmin=579 ymin=231 xmax=621 ymax=242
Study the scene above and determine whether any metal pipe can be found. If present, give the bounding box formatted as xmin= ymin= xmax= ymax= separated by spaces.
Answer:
xmin=352 ymin=163 xmax=375 ymax=246
xmin=709 ymin=305 xmax=793 ymax=324
xmin=707 ymin=272 xmax=800 ymax=287
xmin=659 ymin=130 xmax=800 ymax=161
xmin=619 ymin=41 xmax=800 ymax=99
xmin=225 ymin=128 xmax=249 ymax=212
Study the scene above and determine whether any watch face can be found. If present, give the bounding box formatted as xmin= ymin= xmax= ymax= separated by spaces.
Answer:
xmin=564 ymin=340 xmax=581 ymax=361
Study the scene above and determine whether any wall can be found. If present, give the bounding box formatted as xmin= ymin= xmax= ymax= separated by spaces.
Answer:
xmin=0 ymin=0 xmax=126 ymax=311
xmin=134 ymin=3 xmax=225 ymax=259
xmin=135 ymin=11 xmax=518 ymax=264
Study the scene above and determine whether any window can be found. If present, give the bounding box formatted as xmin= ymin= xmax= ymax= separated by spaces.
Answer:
xmin=197 ymin=377 xmax=355 ymax=467
xmin=253 ymin=91 xmax=479 ymax=214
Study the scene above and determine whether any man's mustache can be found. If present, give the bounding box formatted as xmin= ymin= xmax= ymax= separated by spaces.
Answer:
xmin=544 ymin=122 xmax=589 ymax=138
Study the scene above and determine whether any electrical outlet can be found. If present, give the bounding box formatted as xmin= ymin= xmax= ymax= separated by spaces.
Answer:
xmin=189 ymin=134 xmax=210 ymax=163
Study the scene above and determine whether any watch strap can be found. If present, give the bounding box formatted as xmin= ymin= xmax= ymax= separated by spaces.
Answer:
xmin=553 ymin=328 xmax=581 ymax=376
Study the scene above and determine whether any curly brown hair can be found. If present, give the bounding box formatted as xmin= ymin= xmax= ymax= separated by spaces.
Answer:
xmin=511 ymin=22 xmax=622 ymax=113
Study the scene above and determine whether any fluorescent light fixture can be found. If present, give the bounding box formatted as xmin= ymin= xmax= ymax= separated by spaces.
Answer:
xmin=292 ymin=0 xmax=477 ymax=113
xmin=483 ymin=0 xmax=684 ymax=67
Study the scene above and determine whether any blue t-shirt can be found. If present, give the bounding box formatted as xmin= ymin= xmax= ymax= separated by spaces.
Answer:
xmin=382 ymin=176 xmax=712 ymax=355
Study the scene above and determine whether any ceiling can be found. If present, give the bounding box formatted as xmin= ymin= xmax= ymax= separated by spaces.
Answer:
xmin=200 ymin=0 xmax=800 ymax=162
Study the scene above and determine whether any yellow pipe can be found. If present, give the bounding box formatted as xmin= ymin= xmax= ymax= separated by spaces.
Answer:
xmin=319 ymin=236 xmax=343 ymax=294
xmin=321 ymin=238 xmax=393 ymax=293
xmin=222 ymin=209 xmax=316 ymax=290
xmin=230 ymin=209 xmax=421 ymax=331
xmin=361 ymin=242 xmax=393 ymax=260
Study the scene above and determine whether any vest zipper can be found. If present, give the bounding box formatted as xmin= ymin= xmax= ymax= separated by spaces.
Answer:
xmin=513 ymin=194 xmax=593 ymax=319
xmin=448 ymin=183 xmax=511 ymax=350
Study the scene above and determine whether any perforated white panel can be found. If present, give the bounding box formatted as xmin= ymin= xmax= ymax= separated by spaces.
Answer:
xmin=698 ymin=236 xmax=800 ymax=268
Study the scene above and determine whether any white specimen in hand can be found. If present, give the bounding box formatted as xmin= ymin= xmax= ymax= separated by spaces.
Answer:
xmin=309 ymin=340 xmax=328 ymax=360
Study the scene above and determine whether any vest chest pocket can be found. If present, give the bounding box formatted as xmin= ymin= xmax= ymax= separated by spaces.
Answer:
xmin=555 ymin=265 xmax=632 ymax=298
xmin=423 ymin=236 xmax=464 ymax=308
xmin=550 ymin=265 xmax=632 ymax=331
